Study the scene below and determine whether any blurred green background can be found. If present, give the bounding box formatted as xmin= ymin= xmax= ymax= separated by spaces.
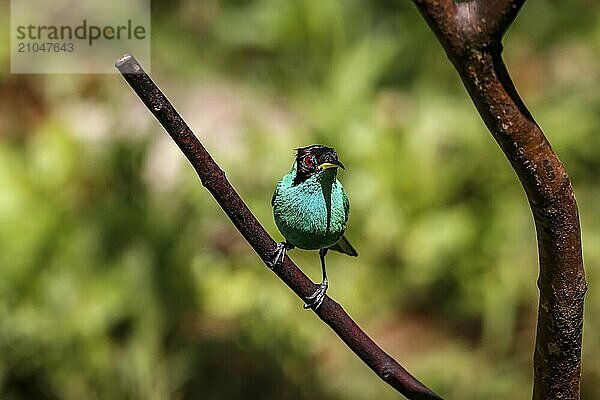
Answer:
xmin=0 ymin=1 xmax=598 ymax=399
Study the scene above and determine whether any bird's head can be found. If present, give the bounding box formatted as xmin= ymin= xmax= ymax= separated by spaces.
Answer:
xmin=293 ymin=144 xmax=345 ymax=185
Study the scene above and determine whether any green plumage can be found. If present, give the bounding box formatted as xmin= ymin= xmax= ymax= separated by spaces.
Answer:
xmin=272 ymin=164 xmax=355 ymax=255
xmin=270 ymin=144 xmax=356 ymax=309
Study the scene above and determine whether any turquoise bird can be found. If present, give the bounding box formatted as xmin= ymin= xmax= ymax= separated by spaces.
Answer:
xmin=270 ymin=145 xmax=357 ymax=309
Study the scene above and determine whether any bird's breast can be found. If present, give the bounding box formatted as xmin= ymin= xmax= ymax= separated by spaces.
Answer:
xmin=273 ymin=178 xmax=348 ymax=250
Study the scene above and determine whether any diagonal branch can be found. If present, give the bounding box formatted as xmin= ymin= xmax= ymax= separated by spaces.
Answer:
xmin=115 ymin=54 xmax=442 ymax=400
xmin=412 ymin=1 xmax=587 ymax=399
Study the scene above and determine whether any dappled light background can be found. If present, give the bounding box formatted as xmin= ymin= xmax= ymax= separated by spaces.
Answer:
xmin=0 ymin=1 xmax=598 ymax=399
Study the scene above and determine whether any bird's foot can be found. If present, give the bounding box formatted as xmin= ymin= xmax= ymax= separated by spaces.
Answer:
xmin=303 ymin=278 xmax=328 ymax=310
xmin=267 ymin=242 xmax=290 ymax=269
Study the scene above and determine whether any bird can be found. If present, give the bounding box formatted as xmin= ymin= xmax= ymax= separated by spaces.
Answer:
xmin=270 ymin=144 xmax=357 ymax=309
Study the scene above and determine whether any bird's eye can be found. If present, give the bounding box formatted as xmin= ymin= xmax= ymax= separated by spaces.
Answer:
xmin=303 ymin=156 xmax=314 ymax=168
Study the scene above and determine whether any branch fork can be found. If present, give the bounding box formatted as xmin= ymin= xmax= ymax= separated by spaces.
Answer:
xmin=412 ymin=1 xmax=586 ymax=399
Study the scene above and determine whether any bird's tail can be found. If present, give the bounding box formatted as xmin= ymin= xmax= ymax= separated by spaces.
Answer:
xmin=329 ymin=235 xmax=358 ymax=257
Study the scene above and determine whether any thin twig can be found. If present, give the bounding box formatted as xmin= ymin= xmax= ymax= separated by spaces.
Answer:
xmin=411 ymin=1 xmax=587 ymax=399
xmin=115 ymin=54 xmax=442 ymax=400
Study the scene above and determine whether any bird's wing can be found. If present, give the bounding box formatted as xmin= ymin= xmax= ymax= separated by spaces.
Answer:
xmin=272 ymin=172 xmax=291 ymax=207
xmin=328 ymin=235 xmax=358 ymax=257
xmin=271 ymin=181 xmax=282 ymax=207
xmin=343 ymin=188 xmax=350 ymax=223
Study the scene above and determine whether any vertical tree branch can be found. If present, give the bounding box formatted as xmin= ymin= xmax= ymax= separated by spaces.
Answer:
xmin=411 ymin=1 xmax=587 ymax=399
xmin=115 ymin=54 xmax=442 ymax=400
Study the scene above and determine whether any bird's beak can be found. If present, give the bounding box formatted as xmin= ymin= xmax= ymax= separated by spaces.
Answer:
xmin=319 ymin=159 xmax=345 ymax=171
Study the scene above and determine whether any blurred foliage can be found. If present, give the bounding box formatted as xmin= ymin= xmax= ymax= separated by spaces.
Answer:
xmin=0 ymin=1 xmax=599 ymax=399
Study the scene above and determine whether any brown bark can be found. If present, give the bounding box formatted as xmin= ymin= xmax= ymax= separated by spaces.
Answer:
xmin=411 ymin=1 xmax=587 ymax=399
